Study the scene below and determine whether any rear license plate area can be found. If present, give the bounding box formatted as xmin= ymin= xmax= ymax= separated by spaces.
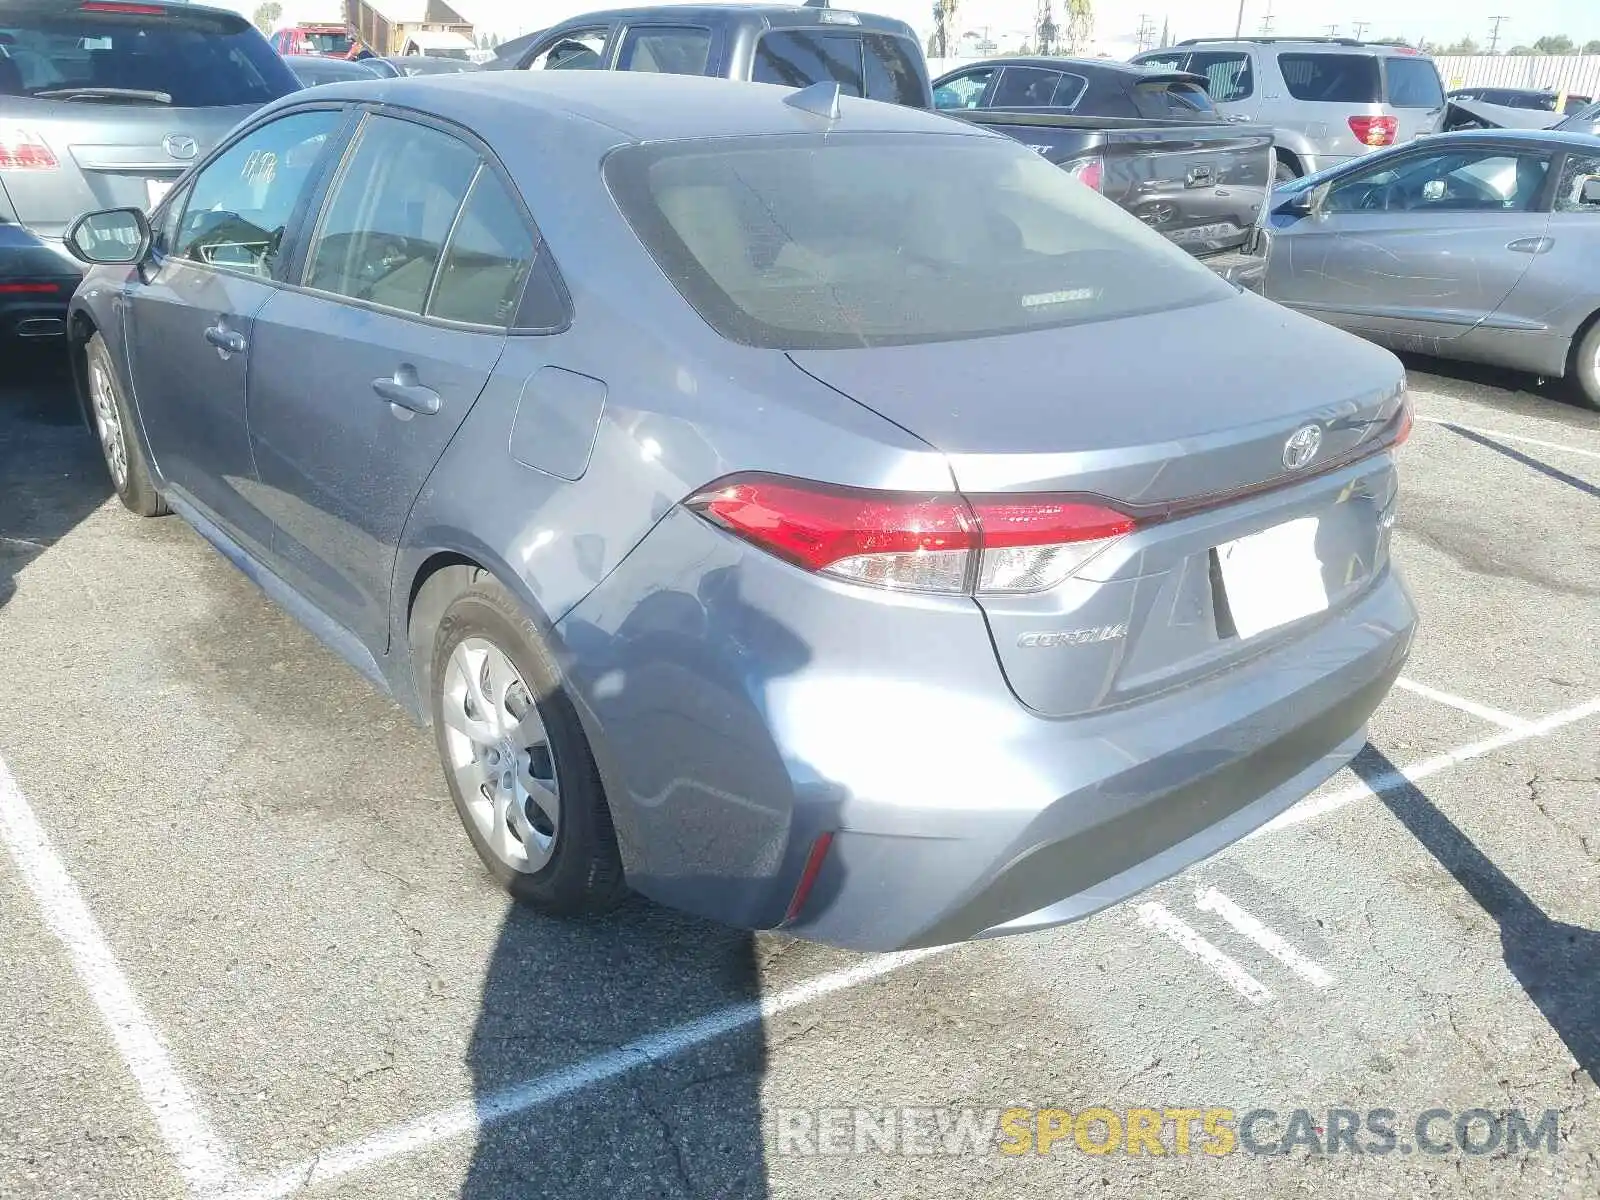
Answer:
xmin=1212 ymin=518 xmax=1329 ymax=639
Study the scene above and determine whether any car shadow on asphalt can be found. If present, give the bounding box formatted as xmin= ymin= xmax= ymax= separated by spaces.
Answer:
xmin=0 ymin=345 xmax=109 ymax=611
xmin=461 ymin=901 xmax=774 ymax=1199
xmin=1351 ymin=746 xmax=1599 ymax=1088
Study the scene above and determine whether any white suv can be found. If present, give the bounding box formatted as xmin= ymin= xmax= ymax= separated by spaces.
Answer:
xmin=1132 ymin=37 xmax=1446 ymax=181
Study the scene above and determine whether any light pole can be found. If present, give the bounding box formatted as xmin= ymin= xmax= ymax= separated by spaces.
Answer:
xmin=1234 ymin=0 xmax=1246 ymax=39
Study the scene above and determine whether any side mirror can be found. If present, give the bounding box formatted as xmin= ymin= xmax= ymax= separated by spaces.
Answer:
xmin=1581 ymin=176 xmax=1600 ymax=206
xmin=65 ymin=207 xmax=151 ymax=265
xmin=1277 ymin=182 xmax=1327 ymax=217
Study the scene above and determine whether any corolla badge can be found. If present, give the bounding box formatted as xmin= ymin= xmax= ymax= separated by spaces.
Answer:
xmin=163 ymin=134 xmax=198 ymax=160
xmin=1283 ymin=423 xmax=1324 ymax=470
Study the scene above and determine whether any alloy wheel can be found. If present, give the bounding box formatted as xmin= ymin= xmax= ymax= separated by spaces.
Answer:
xmin=439 ymin=637 xmax=560 ymax=873
xmin=90 ymin=362 xmax=128 ymax=492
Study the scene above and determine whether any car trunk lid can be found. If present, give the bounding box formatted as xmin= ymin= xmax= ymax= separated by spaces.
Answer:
xmin=787 ymin=294 xmax=1409 ymax=715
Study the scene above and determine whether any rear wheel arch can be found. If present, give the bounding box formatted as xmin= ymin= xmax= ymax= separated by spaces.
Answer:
xmin=1568 ymin=307 xmax=1600 ymax=410
xmin=67 ymin=310 xmax=99 ymax=432
xmin=1274 ymin=147 xmax=1305 ymax=179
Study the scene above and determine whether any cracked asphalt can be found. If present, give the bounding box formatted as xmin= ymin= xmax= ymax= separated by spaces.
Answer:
xmin=1 ymin=343 xmax=1597 ymax=1200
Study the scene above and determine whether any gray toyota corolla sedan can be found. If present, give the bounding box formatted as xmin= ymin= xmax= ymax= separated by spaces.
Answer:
xmin=63 ymin=71 xmax=1415 ymax=951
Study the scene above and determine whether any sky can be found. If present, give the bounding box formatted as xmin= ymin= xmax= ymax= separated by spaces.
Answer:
xmin=225 ymin=0 xmax=1600 ymax=52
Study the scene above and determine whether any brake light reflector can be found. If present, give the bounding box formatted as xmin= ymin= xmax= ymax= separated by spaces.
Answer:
xmin=1348 ymin=115 xmax=1398 ymax=147
xmin=1061 ymin=155 xmax=1104 ymax=192
xmin=0 ymin=282 xmax=63 ymax=294
xmin=684 ymin=474 xmax=1135 ymax=595
xmin=0 ymin=130 xmax=59 ymax=172
xmin=784 ymin=832 xmax=835 ymax=923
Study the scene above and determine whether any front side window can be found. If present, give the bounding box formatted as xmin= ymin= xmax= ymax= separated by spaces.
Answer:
xmin=617 ymin=26 xmax=710 ymax=75
xmin=1324 ymin=149 xmax=1550 ymax=214
xmin=1554 ymin=154 xmax=1600 ymax=214
xmin=607 ymin=132 xmax=1231 ymax=350
xmin=528 ymin=28 xmax=606 ymax=70
xmin=171 ymin=109 xmax=342 ymax=278
xmin=1186 ymin=51 xmax=1253 ymax=102
xmin=1384 ymin=58 xmax=1444 ymax=109
xmin=427 ymin=170 xmax=536 ymax=326
xmin=305 ymin=116 xmax=479 ymax=315
xmin=933 ymin=68 xmax=994 ymax=110
xmin=1278 ymin=53 xmax=1382 ymax=103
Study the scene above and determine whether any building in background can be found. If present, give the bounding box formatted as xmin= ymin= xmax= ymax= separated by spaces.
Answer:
xmin=343 ymin=0 xmax=474 ymax=56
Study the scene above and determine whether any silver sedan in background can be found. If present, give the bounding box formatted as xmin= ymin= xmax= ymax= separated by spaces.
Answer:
xmin=1265 ymin=128 xmax=1600 ymax=409
xmin=63 ymin=71 xmax=1414 ymax=950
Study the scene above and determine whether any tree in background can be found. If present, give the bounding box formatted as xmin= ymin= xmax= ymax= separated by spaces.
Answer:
xmin=1586 ymin=39 xmax=1600 ymax=54
xmin=1506 ymin=46 xmax=1535 ymax=55
xmin=1533 ymin=34 xmax=1574 ymax=54
xmin=1060 ymin=0 xmax=1092 ymax=53
xmin=1443 ymin=36 xmax=1479 ymax=55
xmin=251 ymin=2 xmax=281 ymax=35
xmin=929 ymin=0 xmax=957 ymax=59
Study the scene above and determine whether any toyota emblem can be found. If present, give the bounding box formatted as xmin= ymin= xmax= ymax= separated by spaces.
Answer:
xmin=1282 ymin=424 xmax=1324 ymax=471
xmin=163 ymin=134 xmax=198 ymax=161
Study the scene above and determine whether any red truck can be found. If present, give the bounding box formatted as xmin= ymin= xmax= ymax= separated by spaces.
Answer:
xmin=269 ymin=23 xmax=372 ymax=59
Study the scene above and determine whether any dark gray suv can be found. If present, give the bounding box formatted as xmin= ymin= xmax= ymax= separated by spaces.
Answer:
xmin=0 ymin=0 xmax=297 ymax=341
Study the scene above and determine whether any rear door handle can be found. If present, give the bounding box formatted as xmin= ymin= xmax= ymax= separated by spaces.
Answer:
xmin=373 ymin=366 xmax=441 ymax=417
xmin=203 ymin=324 xmax=246 ymax=354
xmin=1507 ymin=236 xmax=1555 ymax=254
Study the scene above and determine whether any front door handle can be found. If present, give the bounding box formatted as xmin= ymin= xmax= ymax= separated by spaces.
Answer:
xmin=1507 ymin=236 xmax=1555 ymax=254
xmin=204 ymin=323 xmax=246 ymax=354
xmin=373 ymin=365 xmax=441 ymax=417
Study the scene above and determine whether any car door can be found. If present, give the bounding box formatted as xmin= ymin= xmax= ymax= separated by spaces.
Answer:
xmin=124 ymin=106 xmax=347 ymax=556
xmin=1382 ymin=56 xmax=1447 ymax=142
xmin=1267 ymin=143 xmax=1554 ymax=347
xmin=1481 ymin=149 xmax=1600 ymax=353
xmin=245 ymin=111 xmax=527 ymax=650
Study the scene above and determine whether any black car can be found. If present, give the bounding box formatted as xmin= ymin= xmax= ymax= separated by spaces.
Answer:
xmin=1448 ymin=87 xmax=1592 ymax=116
xmin=933 ymin=54 xmax=1217 ymax=119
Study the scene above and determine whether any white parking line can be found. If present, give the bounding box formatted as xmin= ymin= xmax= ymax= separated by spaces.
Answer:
xmin=1412 ymin=417 xmax=1600 ymax=460
xmin=0 ymin=756 xmax=237 ymax=1196
xmin=1193 ymin=887 xmax=1334 ymax=989
xmin=1135 ymin=902 xmax=1274 ymax=1006
xmin=1253 ymin=693 xmax=1600 ymax=837
xmin=1393 ymin=677 xmax=1536 ymax=732
xmin=225 ymin=944 xmax=949 ymax=1200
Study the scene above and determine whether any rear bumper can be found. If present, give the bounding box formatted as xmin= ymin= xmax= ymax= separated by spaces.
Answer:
xmin=0 ymin=234 xmax=79 ymax=339
xmin=558 ymin=505 xmax=1416 ymax=952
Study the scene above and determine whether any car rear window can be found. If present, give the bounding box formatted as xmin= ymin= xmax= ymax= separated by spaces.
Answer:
xmin=1383 ymin=57 xmax=1443 ymax=109
xmin=752 ymin=30 xmax=924 ymax=106
xmin=1277 ymin=53 xmax=1381 ymax=103
xmin=605 ymin=132 xmax=1231 ymax=350
xmin=0 ymin=5 xmax=297 ymax=107
xmin=302 ymin=30 xmax=354 ymax=56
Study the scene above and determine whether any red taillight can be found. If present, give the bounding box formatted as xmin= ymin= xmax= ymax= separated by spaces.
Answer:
xmin=784 ymin=832 xmax=834 ymax=923
xmin=1348 ymin=115 xmax=1398 ymax=147
xmin=1390 ymin=394 xmax=1414 ymax=447
xmin=0 ymin=282 xmax=63 ymax=294
xmin=0 ymin=130 xmax=60 ymax=172
xmin=684 ymin=474 xmax=1135 ymax=595
xmin=1062 ymin=155 xmax=1104 ymax=192
xmin=80 ymin=2 xmax=168 ymax=13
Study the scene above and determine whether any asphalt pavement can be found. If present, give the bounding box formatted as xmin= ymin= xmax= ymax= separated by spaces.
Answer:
xmin=1 ymin=343 xmax=1596 ymax=1200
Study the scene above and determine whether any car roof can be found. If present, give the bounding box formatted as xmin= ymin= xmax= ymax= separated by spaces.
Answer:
xmin=941 ymin=56 xmax=1151 ymax=76
xmin=1167 ymin=37 xmax=1428 ymax=57
xmin=8 ymin=0 xmax=248 ymax=19
xmin=1409 ymin=127 xmax=1600 ymax=150
xmin=538 ymin=4 xmax=916 ymax=36
xmin=273 ymin=69 xmax=978 ymax=144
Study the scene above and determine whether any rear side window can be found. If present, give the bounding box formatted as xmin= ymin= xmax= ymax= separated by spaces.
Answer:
xmin=427 ymin=170 xmax=535 ymax=326
xmin=752 ymin=31 xmax=923 ymax=105
xmin=617 ymin=26 xmax=711 ymax=75
xmin=1186 ymin=51 xmax=1252 ymax=102
xmin=0 ymin=6 xmax=298 ymax=107
xmin=306 ymin=116 xmax=480 ymax=315
xmin=1384 ymin=58 xmax=1443 ymax=109
xmin=1277 ymin=53 xmax=1381 ymax=103
xmin=606 ymin=132 xmax=1230 ymax=350
xmin=991 ymin=67 xmax=1086 ymax=108
xmin=1131 ymin=80 xmax=1218 ymax=120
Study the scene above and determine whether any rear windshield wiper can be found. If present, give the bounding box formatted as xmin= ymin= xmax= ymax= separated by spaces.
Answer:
xmin=30 ymin=87 xmax=173 ymax=105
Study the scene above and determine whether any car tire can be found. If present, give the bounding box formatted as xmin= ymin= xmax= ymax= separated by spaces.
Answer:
xmin=85 ymin=333 xmax=168 ymax=517
xmin=430 ymin=571 xmax=627 ymax=914
xmin=1274 ymin=155 xmax=1301 ymax=184
xmin=1574 ymin=321 xmax=1600 ymax=412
